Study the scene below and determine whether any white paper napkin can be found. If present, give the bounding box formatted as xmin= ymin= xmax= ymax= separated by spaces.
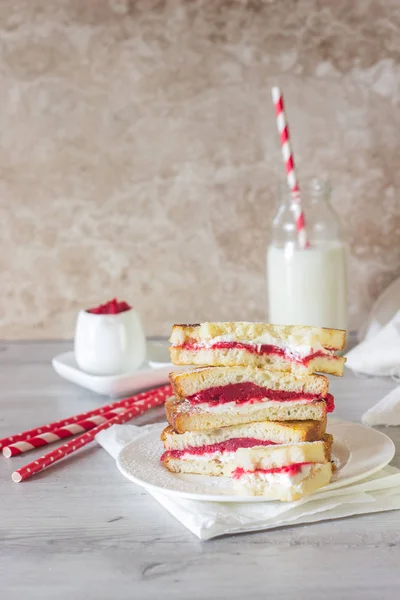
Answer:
xmin=345 ymin=310 xmax=400 ymax=425
xmin=346 ymin=310 xmax=400 ymax=377
xmin=96 ymin=424 xmax=400 ymax=540
xmin=362 ymin=387 xmax=400 ymax=426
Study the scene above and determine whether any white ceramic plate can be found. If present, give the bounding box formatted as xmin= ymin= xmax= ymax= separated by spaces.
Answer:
xmin=117 ymin=420 xmax=395 ymax=502
xmin=52 ymin=340 xmax=185 ymax=397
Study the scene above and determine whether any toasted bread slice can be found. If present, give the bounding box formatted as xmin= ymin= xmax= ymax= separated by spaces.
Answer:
xmin=170 ymin=322 xmax=346 ymax=350
xmin=170 ymin=322 xmax=346 ymax=375
xmin=233 ymin=462 xmax=332 ymax=500
xmin=162 ymin=454 xmax=226 ymax=476
xmin=234 ymin=437 xmax=333 ymax=472
xmin=162 ymin=437 xmax=333 ymax=481
xmin=165 ymin=396 xmax=327 ymax=433
xmin=161 ymin=417 xmax=327 ymax=450
xmin=170 ymin=346 xmax=345 ymax=376
xmin=169 ymin=366 xmax=329 ymax=399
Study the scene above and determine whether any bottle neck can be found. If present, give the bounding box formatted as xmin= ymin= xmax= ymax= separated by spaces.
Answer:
xmin=271 ymin=180 xmax=343 ymax=248
xmin=281 ymin=179 xmax=329 ymax=208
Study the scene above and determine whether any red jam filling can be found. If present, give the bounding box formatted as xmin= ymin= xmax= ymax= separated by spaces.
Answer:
xmin=161 ymin=437 xmax=276 ymax=461
xmin=181 ymin=341 xmax=333 ymax=365
xmin=325 ymin=393 xmax=335 ymax=413
xmin=232 ymin=462 xmax=312 ymax=480
xmin=187 ymin=382 xmax=321 ymax=405
xmin=87 ymin=298 xmax=132 ymax=315
xmin=186 ymin=383 xmax=335 ymax=414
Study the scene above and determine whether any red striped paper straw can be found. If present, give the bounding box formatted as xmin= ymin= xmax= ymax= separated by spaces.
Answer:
xmin=272 ymin=86 xmax=309 ymax=249
xmin=0 ymin=384 xmax=171 ymax=450
xmin=3 ymin=408 xmax=127 ymax=457
xmin=12 ymin=390 xmax=171 ymax=482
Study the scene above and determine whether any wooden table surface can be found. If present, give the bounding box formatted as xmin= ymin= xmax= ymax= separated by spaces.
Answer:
xmin=1 ymin=341 xmax=400 ymax=600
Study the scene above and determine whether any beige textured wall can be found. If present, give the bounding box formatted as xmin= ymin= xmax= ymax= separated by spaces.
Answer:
xmin=1 ymin=0 xmax=399 ymax=339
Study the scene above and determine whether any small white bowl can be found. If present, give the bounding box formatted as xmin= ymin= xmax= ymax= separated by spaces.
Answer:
xmin=74 ymin=307 xmax=146 ymax=375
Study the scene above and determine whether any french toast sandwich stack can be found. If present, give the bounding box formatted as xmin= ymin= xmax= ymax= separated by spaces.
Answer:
xmin=161 ymin=322 xmax=346 ymax=501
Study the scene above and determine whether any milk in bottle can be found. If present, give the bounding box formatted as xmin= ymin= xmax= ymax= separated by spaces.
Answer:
xmin=267 ymin=179 xmax=347 ymax=330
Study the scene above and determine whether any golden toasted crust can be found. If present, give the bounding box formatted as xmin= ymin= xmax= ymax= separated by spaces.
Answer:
xmin=170 ymin=322 xmax=346 ymax=350
xmin=170 ymin=347 xmax=346 ymax=376
xmin=160 ymin=425 xmax=174 ymax=443
xmin=165 ymin=396 xmax=327 ymax=433
xmin=169 ymin=366 xmax=329 ymax=399
xmin=322 ymin=433 xmax=333 ymax=461
xmin=161 ymin=418 xmax=328 ymax=449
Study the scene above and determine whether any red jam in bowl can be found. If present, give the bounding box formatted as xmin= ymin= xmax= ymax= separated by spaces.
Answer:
xmin=87 ymin=298 xmax=132 ymax=315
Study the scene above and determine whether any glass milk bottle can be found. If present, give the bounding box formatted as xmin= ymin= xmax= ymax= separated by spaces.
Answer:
xmin=267 ymin=179 xmax=347 ymax=329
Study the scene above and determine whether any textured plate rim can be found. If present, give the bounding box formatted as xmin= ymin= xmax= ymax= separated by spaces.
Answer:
xmin=116 ymin=420 xmax=395 ymax=503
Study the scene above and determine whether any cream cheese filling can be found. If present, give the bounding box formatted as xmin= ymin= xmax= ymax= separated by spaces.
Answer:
xmin=237 ymin=464 xmax=313 ymax=489
xmin=179 ymin=450 xmax=236 ymax=463
xmin=191 ymin=398 xmax=316 ymax=415
xmin=198 ymin=334 xmax=331 ymax=360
